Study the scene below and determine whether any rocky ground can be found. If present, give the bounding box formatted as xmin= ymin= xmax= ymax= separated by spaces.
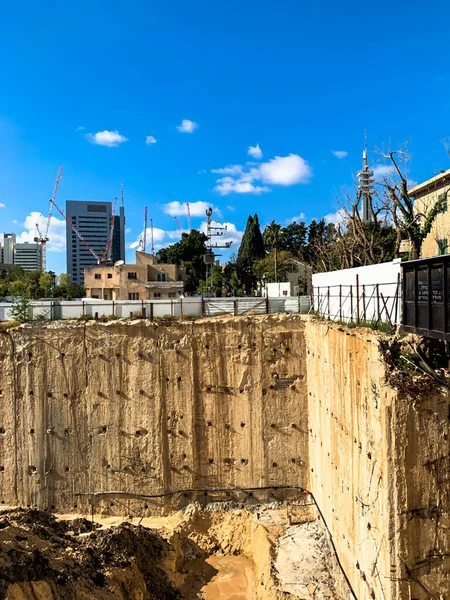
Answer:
xmin=0 ymin=503 xmax=349 ymax=600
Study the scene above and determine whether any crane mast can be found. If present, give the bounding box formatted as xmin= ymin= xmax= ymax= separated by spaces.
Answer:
xmin=141 ymin=207 xmax=148 ymax=252
xmin=34 ymin=166 xmax=63 ymax=271
xmin=150 ymin=218 xmax=154 ymax=255
xmin=186 ymin=203 xmax=191 ymax=231
xmin=101 ymin=196 xmax=117 ymax=264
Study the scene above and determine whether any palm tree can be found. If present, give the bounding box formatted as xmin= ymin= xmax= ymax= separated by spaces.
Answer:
xmin=263 ymin=221 xmax=286 ymax=283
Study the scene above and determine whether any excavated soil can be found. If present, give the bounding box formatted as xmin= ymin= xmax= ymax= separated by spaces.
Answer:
xmin=0 ymin=502 xmax=349 ymax=600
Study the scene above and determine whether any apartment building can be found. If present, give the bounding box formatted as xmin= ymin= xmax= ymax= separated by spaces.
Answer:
xmin=84 ymin=251 xmax=186 ymax=300
xmin=0 ymin=234 xmax=42 ymax=270
xmin=410 ymin=169 xmax=450 ymax=257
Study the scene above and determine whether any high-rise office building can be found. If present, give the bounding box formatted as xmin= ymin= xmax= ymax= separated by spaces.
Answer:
xmin=0 ymin=234 xmax=42 ymax=271
xmin=112 ymin=204 xmax=126 ymax=264
xmin=14 ymin=242 xmax=42 ymax=270
xmin=66 ymin=200 xmax=125 ymax=284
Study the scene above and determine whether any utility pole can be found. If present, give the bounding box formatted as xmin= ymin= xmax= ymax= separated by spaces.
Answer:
xmin=204 ymin=207 xmax=232 ymax=296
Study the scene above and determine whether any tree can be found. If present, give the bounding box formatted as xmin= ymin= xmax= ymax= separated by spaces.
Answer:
xmin=379 ymin=147 xmax=448 ymax=259
xmin=53 ymin=274 xmax=85 ymax=299
xmin=157 ymin=229 xmax=208 ymax=293
xmin=263 ymin=221 xmax=287 ymax=282
xmin=39 ymin=272 xmax=54 ymax=297
xmin=253 ymin=250 xmax=293 ymax=283
xmin=10 ymin=296 xmax=31 ymax=323
xmin=236 ymin=214 xmax=265 ymax=294
xmin=282 ymin=221 xmax=308 ymax=256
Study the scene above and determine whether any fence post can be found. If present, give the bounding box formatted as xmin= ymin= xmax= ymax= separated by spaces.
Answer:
xmin=141 ymin=299 xmax=144 ymax=317
xmin=180 ymin=298 xmax=183 ymax=317
xmin=112 ymin=300 xmax=115 ymax=317
xmin=356 ymin=275 xmax=360 ymax=325
xmin=234 ymin=299 xmax=238 ymax=316
xmin=266 ymin=295 xmax=269 ymax=314
xmin=171 ymin=300 xmax=174 ymax=317
xmin=82 ymin=301 xmax=85 ymax=317
xmin=339 ymin=285 xmax=342 ymax=322
xmin=327 ymin=287 xmax=330 ymax=319
xmin=362 ymin=284 xmax=366 ymax=322
xmin=317 ymin=287 xmax=320 ymax=316
xmin=202 ymin=297 xmax=205 ymax=316
xmin=376 ymin=284 xmax=380 ymax=322
xmin=350 ymin=286 xmax=353 ymax=323
xmin=394 ymin=272 xmax=400 ymax=325
xmin=150 ymin=302 xmax=154 ymax=321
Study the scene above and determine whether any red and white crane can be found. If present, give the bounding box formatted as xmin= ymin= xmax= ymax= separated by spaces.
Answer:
xmin=100 ymin=196 xmax=117 ymax=263
xmin=140 ymin=207 xmax=148 ymax=252
xmin=174 ymin=216 xmax=182 ymax=232
xmin=34 ymin=166 xmax=63 ymax=270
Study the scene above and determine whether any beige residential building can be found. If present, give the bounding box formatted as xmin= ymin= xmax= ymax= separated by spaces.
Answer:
xmin=409 ymin=169 xmax=450 ymax=257
xmin=84 ymin=251 xmax=186 ymax=300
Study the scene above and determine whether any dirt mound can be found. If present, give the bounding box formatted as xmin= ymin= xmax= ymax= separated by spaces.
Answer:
xmin=0 ymin=509 xmax=180 ymax=600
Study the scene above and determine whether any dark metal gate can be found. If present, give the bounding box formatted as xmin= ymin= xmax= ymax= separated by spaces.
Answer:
xmin=402 ymin=255 xmax=450 ymax=340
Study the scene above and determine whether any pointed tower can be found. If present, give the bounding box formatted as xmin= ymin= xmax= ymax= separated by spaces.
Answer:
xmin=357 ymin=136 xmax=374 ymax=222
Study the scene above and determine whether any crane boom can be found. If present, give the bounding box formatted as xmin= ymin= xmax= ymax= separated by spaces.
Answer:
xmin=50 ymin=199 xmax=102 ymax=263
xmin=174 ymin=216 xmax=182 ymax=231
xmin=45 ymin=166 xmax=63 ymax=239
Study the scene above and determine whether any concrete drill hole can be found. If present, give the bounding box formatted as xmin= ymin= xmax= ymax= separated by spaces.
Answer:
xmin=0 ymin=428 xmax=5 ymax=435
xmin=0 ymin=466 xmax=4 ymax=472
xmin=208 ymin=458 xmax=214 ymax=464
xmin=207 ymin=421 xmax=213 ymax=427
xmin=64 ymin=466 xmax=69 ymax=472
xmin=47 ymin=392 xmax=53 ymax=398
xmin=240 ymin=422 xmax=245 ymax=428
xmin=29 ymin=429 xmax=34 ymax=435
xmin=63 ymin=393 xmax=69 ymax=398
xmin=29 ymin=390 xmax=33 ymax=396
xmin=225 ymin=424 xmax=230 ymax=430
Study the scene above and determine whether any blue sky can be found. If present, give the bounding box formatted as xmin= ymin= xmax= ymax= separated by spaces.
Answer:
xmin=1 ymin=0 xmax=450 ymax=273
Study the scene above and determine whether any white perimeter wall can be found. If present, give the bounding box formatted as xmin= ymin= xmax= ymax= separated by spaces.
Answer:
xmin=312 ymin=259 xmax=402 ymax=324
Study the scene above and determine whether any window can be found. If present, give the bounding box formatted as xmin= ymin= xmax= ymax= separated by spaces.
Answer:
xmin=437 ymin=238 xmax=448 ymax=255
xmin=94 ymin=273 xmax=101 ymax=280
xmin=157 ymin=272 xmax=167 ymax=282
xmin=438 ymin=192 xmax=448 ymax=212
xmin=153 ymin=292 xmax=161 ymax=298
xmin=178 ymin=274 xmax=183 ymax=281
xmin=169 ymin=292 xmax=177 ymax=298
xmin=107 ymin=273 xmax=113 ymax=279
xmin=128 ymin=272 xmax=137 ymax=279
xmin=128 ymin=292 xmax=140 ymax=300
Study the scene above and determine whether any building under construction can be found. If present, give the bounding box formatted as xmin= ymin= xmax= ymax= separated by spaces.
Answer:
xmin=65 ymin=200 xmax=125 ymax=284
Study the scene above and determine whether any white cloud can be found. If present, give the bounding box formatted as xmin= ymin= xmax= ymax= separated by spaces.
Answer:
xmin=129 ymin=227 xmax=167 ymax=250
xmin=145 ymin=135 xmax=157 ymax=145
xmin=288 ymin=213 xmax=306 ymax=223
xmin=372 ymin=164 xmax=396 ymax=179
xmin=0 ymin=203 xmax=5 ymax=208
xmin=199 ymin=220 xmax=243 ymax=247
xmin=324 ymin=209 xmax=346 ymax=226
xmin=176 ymin=119 xmax=197 ymax=133
xmin=125 ymin=227 xmax=132 ymax=233
xmin=248 ymin=143 xmax=263 ymax=159
xmin=260 ymin=154 xmax=312 ymax=185
xmin=163 ymin=201 xmax=221 ymax=218
xmin=214 ymin=178 xmax=270 ymax=195
xmin=212 ymin=153 xmax=311 ymax=196
xmin=12 ymin=219 xmax=18 ymax=224
xmin=85 ymin=130 xmax=128 ymax=147
xmin=331 ymin=150 xmax=348 ymax=159
xmin=76 ymin=126 xmax=86 ymax=132
xmin=226 ymin=205 xmax=236 ymax=211
xmin=15 ymin=211 xmax=66 ymax=252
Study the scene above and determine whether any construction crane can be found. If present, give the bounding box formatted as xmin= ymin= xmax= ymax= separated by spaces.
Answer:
xmin=50 ymin=198 xmax=103 ymax=264
xmin=34 ymin=166 xmax=63 ymax=270
xmin=174 ymin=216 xmax=182 ymax=232
xmin=100 ymin=196 xmax=117 ymax=263
xmin=140 ymin=207 xmax=148 ymax=252
xmin=150 ymin=218 xmax=154 ymax=255
xmin=186 ymin=203 xmax=191 ymax=231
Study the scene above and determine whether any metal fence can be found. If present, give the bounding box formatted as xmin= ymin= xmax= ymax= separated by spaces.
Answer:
xmin=313 ymin=278 xmax=401 ymax=326
xmin=0 ymin=296 xmax=311 ymax=322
